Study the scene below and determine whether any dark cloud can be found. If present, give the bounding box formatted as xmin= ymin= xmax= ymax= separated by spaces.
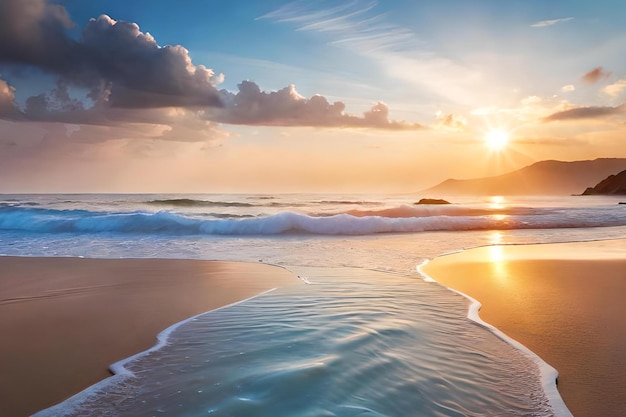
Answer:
xmin=81 ymin=15 xmax=223 ymax=108
xmin=582 ymin=67 xmax=611 ymax=84
xmin=0 ymin=0 xmax=421 ymax=131
xmin=543 ymin=104 xmax=626 ymax=122
xmin=0 ymin=0 xmax=79 ymax=73
xmin=23 ymin=79 xmax=85 ymax=120
xmin=216 ymin=81 xmax=422 ymax=130
xmin=0 ymin=1 xmax=223 ymax=109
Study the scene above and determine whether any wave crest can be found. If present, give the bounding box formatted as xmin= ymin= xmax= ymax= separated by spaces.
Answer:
xmin=1 ymin=206 xmax=625 ymax=236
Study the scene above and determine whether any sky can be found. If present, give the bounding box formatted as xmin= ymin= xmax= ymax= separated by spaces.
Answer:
xmin=1 ymin=0 xmax=626 ymax=193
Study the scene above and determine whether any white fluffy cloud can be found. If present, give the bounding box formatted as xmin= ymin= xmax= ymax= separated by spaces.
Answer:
xmin=215 ymin=82 xmax=422 ymax=130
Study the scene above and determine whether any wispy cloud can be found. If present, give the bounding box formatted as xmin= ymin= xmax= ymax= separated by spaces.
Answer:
xmin=259 ymin=0 xmax=374 ymax=26
xmin=259 ymin=0 xmax=420 ymax=53
xmin=544 ymin=104 xmax=626 ymax=122
xmin=531 ymin=17 xmax=573 ymax=28
xmin=260 ymin=0 xmax=482 ymax=106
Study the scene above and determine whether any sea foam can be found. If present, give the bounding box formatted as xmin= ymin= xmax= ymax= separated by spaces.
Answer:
xmin=1 ymin=205 xmax=625 ymax=236
xmin=417 ymin=261 xmax=573 ymax=417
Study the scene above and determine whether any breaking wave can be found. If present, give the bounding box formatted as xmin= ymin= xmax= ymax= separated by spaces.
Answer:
xmin=2 ymin=205 xmax=626 ymax=236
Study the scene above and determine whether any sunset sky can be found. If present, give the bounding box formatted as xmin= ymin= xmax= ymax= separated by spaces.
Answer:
xmin=1 ymin=0 xmax=626 ymax=193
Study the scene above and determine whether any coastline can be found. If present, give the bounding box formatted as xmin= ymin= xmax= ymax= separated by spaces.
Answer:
xmin=0 ymin=257 xmax=301 ymax=417
xmin=421 ymin=239 xmax=626 ymax=417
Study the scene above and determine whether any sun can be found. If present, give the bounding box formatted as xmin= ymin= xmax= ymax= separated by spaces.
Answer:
xmin=484 ymin=129 xmax=510 ymax=151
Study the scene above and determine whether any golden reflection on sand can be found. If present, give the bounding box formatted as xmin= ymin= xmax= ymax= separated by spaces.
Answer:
xmin=423 ymin=240 xmax=626 ymax=417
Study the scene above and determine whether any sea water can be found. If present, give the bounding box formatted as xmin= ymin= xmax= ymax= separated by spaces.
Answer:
xmin=2 ymin=193 xmax=626 ymax=416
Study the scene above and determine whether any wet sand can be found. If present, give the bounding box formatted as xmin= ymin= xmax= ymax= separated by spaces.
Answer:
xmin=0 ymin=257 xmax=300 ymax=417
xmin=422 ymin=239 xmax=626 ymax=417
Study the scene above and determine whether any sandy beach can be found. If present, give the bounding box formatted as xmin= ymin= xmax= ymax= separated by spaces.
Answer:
xmin=422 ymin=239 xmax=626 ymax=417
xmin=0 ymin=257 xmax=300 ymax=417
xmin=3 ymin=241 xmax=625 ymax=417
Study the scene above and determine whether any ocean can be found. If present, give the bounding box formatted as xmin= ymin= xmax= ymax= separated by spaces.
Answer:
xmin=2 ymin=193 xmax=626 ymax=416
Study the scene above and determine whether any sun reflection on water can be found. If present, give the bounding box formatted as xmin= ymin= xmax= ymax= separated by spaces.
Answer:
xmin=489 ymin=196 xmax=505 ymax=209
xmin=490 ymin=214 xmax=508 ymax=222
xmin=489 ymin=231 xmax=503 ymax=245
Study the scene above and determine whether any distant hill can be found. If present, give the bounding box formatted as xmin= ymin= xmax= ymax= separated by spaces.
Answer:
xmin=422 ymin=158 xmax=626 ymax=196
xmin=582 ymin=169 xmax=626 ymax=195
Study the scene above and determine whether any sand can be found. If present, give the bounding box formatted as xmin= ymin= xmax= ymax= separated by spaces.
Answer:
xmin=5 ymin=242 xmax=625 ymax=417
xmin=422 ymin=239 xmax=626 ymax=417
xmin=0 ymin=257 xmax=300 ymax=417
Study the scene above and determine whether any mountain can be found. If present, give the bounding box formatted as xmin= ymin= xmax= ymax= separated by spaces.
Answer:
xmin=422 ymin=158 xmax=626 ymax=196
xmin=582 ymin=169 xmax=626 ymax=195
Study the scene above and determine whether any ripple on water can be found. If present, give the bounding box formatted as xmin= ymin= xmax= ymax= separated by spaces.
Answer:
xmin=48 ymin=268 xmax=554 ymax=417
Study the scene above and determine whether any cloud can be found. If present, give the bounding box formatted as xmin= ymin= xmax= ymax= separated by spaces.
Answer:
xmin=514 ymin=135 xmax=587 ymax=146
xmin=0 ymin=1 xmax=224 ymax=108
xmin=543 ymin=104 xmax=626 ymax=122
xmin=0 ymin=74 xmax=19 ymax=117
xmin=603 ymin=79 xmax=626 ymax=97
xmin=468 ymin=95 xmax=621 ymax=127
xmin=5 ymin=78 xmax=422 ymax=131
xmin=582 ymin=67 xmax=611 ymax=84
xmin=81 ymin=15 xmax=224 ymax=108
xmin=561 ymin=84 xmax=575 ymax=93
xmin=260 ymin=1 xmax=417 ymax=53
xmin=434 ymin=111 xmax=466 ymax=131
xmin=261 ymin=1 xmax=482 ymax=107
xmin=215 ymin=81 xmax=422 ymax=130
xmin=0 ymin=0 xmax=77 ymax=72
xmin=0 ymin=0 xmax=419 ymax=131
xmin=530 ymin=17 xmax=573 ymax=28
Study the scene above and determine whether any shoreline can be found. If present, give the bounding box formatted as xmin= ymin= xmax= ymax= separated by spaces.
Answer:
xmin=0 ymin=257 xmax=301 ymax=417
xmin=421 ymin=239 xmax=626 ymax=417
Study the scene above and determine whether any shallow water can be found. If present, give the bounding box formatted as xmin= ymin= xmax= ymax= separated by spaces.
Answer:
xmin=4 ymin=193 xmax=625 ymax=416
xmin=41 ymin=268 xmax=553 ymax=417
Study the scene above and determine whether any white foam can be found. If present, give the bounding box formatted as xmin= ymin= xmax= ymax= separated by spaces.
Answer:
xmin=3 ymin=205 xmax=626 ymax=236
xmin=416 ymin=260 xmax=573 ymax=417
